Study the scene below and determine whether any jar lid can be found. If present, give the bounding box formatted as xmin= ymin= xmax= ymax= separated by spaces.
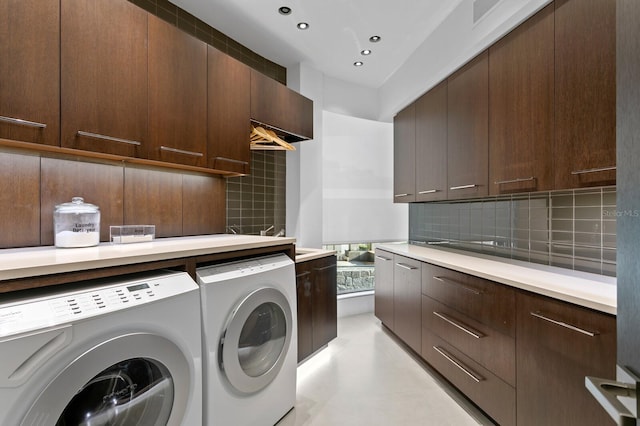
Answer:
xmin=54 ymin=197 xmax=100 ymax=214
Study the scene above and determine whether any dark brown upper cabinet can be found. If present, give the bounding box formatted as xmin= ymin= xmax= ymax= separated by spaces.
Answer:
xmin=393 ymin=103 xmax=416 ymax=203
xmin=415 ymin=81 xmax=448 ymax=202
xmin=208 ymin=47 xmax=251 ymax=175
xmin=489 ymin=4 xmax=554 ymax=195
xmin=554 ymin=0 xmax=616 ymax=189
xmin=61 ymin=0 xmax=148 ymax=158
xmin=250 ymin=70 xmax=313 ymax=141
xmin=0 ymin=0 xmax=59 ymax=146
xmin=148 ymin=15 xmax=207 ymax=167
xmin=447 ymin=51 xmax=489 ymax=200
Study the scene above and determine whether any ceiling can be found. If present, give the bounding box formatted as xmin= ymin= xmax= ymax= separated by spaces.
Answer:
xmin=171 ymin=0 xmax=465 ymax=89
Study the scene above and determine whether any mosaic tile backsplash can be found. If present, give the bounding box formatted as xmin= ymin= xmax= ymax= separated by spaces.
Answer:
xmin=409 ymin=187 xmax=617 ymax=276
xmin=226 ymin=151 xmax=286 ymax=236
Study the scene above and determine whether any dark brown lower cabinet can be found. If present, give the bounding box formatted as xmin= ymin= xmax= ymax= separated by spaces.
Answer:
xmin=516 ymin=291 xmax=616 ymax=426
xmin=374 ymin=249 xmax=394 ymax=329
xmin=296 ymin=255 xmax=337 ymax=362
xmin=393 ymin=255 xmax=422 ymax=353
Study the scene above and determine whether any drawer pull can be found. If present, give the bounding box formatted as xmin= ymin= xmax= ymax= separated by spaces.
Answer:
xmin=571 ymin=166 xmax=616 ymax=175
xmin=77 ymin=131 xmax=141 ymax=146
xmin=418 ymin=189 xmax=439 ymax=194
xmin=433 ymin=346 xmax=484 ymax=383
xmin=433 ymin=311 xmax=484 ymax=339
xmin=160 ymin=146 xmax=204 ymax=157
xmin=394 ymin=193 xmax=412 ymax=198
xmin=375 ymin=255 xmax=392 ymax=262
xmin=0 ymin=115 xmax=47 ymax=129
xmin=494 ymin=176 xmax=535 ymax=185
xmin=530 ymin=311 xmax=598 ymax=337
xmin=433 ymin=276 xmax=482 ymax=295
xmin=396 ymin=263 xmax=418 ymax=270
xmin=296 ymin=271 xmax=311 ymax=279
xmin=449 ymin=184 xmax=478 ymax=191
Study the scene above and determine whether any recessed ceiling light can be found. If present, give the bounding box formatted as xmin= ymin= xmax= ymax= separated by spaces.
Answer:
xmin=278 ymin=6 xmax=292 ymax=15
xmin=369 ymin=35 xmax=381 ymax=43
xmin=297 ymin=22 xmax=309 ymax=30
xmin=354 ymin=61 xmax=364 ymax=67
xmin=361 ymin=49 xmax=372 ymax=56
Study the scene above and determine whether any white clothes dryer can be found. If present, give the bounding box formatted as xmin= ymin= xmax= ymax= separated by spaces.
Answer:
xmin=197 ymin=254 xmax=297 ymax=426
xmin=0 ymin=271 xmax=202 ymax=426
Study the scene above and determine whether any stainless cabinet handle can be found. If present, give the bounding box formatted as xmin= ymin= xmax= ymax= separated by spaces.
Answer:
xmin=375 ymin=255 xmax=392 ymax=261
xmin=494 ymin=176 xmax=535 ymax=185
xmin=314 ymin=264 xmax=336 ymax=272
xmin=433 ymin=311 xmax=484 ymax=339
xmin=396 ymin=262 xmax=418 ymax=270
xmin=0 ymin=115 xmax=47 ymax=129
xmin=585 ymin=376 xmax=637 ymax=426
xmin=394 ymin=193 xmax=412 ymax=198
xmin=433 ymin=346 xmax=484 ymax=383
xmin=571 ymin=166 xmax=616 ymax=175
xmin=449 ymin=184 xmax=478 ymax=191
xmin=296 ymin=271 xmax=311 ymax=279
xmin=77 ymin=131 xmax=141 ymax=146
xmin=530 ymin=311 xmax=598 ymax=337
xmin=433 ymin=276 xmax=482 ymax=295
xmin=418 ymin=189 xmax=439 ymax=194
xmin=160 ymin=146 xmax=204 ymax=157
xmin=213 ymin=156 xmax=249 ymax=165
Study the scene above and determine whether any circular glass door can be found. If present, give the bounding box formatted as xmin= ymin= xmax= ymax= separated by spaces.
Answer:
xmin=220 ymin=287 xmax=292 ymax=395
xmin=55 ymin=358 xmax=173 ymax=426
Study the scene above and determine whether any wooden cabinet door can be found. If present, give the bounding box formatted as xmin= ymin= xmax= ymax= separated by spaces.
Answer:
xmin=148 ymin=15 xmax=207 ymax=167
xmin=447 ymin=52 xmax=489 ymax=200
xmin=250 ymin=70 xmax=313 ymax=139
xmin=208 ymin=47 xmax=251 ymax=174
xmin=374 ymin=249 xmax=395 ymax=329
xmin=554 ymin=0 xmax=616 ymax=189
xmin=415 ymin=81 xmax=447 ymax=202
xmin=61 ymin=0 xmax=147 ymax=158
xmin=311 ymin=256 xmax=337 ymax=352
xmin=393 ymin=104 xmax=416 ymax=203
xmin=393 ymin=255 xmax=421 ymax=353
xmin=0 ymin=0 xmax=59 ymax=146
xmin=296 ymin=262 xmax=314 ymax=362
xmin=516 ymin=291 xmax=616 ymax=426
xmin=489 ymin=5 xmax=554 ymax=195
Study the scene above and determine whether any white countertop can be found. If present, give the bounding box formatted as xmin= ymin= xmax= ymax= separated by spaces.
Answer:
xmin=0 ymin=235 xmax=296 ymax=281
xmin=295 ymin=247 xmax=336 ymax=263
xmin=378 ymin=243 xmax=617 ymax=315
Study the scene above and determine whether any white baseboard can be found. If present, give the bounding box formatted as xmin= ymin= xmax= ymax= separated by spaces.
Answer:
xmin=337 ymin=290 xmax=374 ymax=318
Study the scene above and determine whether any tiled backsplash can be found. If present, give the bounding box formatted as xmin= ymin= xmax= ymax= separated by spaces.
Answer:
xmin=128 ymin=0 xmax=287 ymax=84
xmin=409 ymin=187 xmax=617 ymax=276
xmin=226 ymin=151 xmax=286 ymax=236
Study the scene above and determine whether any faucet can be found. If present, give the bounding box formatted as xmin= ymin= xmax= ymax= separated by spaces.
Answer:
xmin=274 ymin=228 xmax=286 ymax=237
xmin=260 ymin=225 xmax=274 ymax=236
xmin=227 ymin=225 xmax=241 ymax=235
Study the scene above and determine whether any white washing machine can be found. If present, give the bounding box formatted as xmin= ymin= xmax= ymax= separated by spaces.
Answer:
xmin=0 ymin=271 xmax=202 ymax=426
xmin=197 ymin=254 xmax=297 ymax=426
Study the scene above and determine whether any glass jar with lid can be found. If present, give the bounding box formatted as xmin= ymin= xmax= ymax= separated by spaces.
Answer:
xmin=54 ymin=197 xmax=101 ymax=248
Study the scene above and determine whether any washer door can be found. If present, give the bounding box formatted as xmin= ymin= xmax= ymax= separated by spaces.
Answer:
xmin=21 ymin=333 xmax=191 ymax=426
xmin=220 ymin=287 xmax=292 ymax=395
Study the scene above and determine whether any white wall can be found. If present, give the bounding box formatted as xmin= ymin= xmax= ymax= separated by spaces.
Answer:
xmin=322 ymin=110 xmax=407 ymax=244
xmin=323 ymin=75 xmax=380 ymax=122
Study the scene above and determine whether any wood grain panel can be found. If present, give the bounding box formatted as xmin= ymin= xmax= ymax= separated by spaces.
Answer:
xmin=311 ymin=256 xmax=337 ymax=351
xmin=554 ymin=0 xmax=616 ymax=189
xmin=296 ymin=261 xmax=314 ymax=362
xmin=61 ymin=0 xmax=148 ymax=158
xmin=374 ymin=249 xmax=395 ymax=329
xmin=447 ymin=51 xmax=489 ymax=200
xmin=393 ymin=104 xmax=416 ymax=202
xmin=182 ymin=173 xmax=225 ymax=235
xmin=489 ymin=4 xmax=554 ymax=195
xmin=148 ymin=15 xmax=207 ymax=167
xmin=41 ymin=158 xmax=124 ymax=245
xmin=124 ymin=166 xmax=182 ymax=238
xmin=0 ymin=152 xmax=40 ymax=248
xmin=0 ymin=0 xmax=59 ymax=146
xmin=393 ymin=255 xmax=422 ymax=353
xmin=208 ymin=47 xmax=251 ymax=174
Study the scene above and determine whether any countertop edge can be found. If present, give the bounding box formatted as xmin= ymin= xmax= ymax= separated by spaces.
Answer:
xmin=377 ymin=243 xmax=617 ymax=315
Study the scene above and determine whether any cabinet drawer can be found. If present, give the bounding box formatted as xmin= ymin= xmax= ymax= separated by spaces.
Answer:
xmin=422 ymin=295 xmax=515 ymax=386
xmin=421 ymin=263 xmax=515 ymax=336
xmin=422 ymin=329 xmax=515 ymax=426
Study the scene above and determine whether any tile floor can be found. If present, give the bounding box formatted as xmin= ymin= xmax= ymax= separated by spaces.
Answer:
xmin=278 ymin=313 xmax=494 ymax=426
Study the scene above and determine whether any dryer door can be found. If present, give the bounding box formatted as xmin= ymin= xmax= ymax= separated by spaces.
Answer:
xmin=20 ymin=333 xmax=192 ymax=426
xmin=220 ymin=287 xmax=292 ymax=395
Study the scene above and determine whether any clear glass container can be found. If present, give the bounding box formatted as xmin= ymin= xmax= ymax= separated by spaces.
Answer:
xmin=53 ymin=197 xmax=101 ymax=248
